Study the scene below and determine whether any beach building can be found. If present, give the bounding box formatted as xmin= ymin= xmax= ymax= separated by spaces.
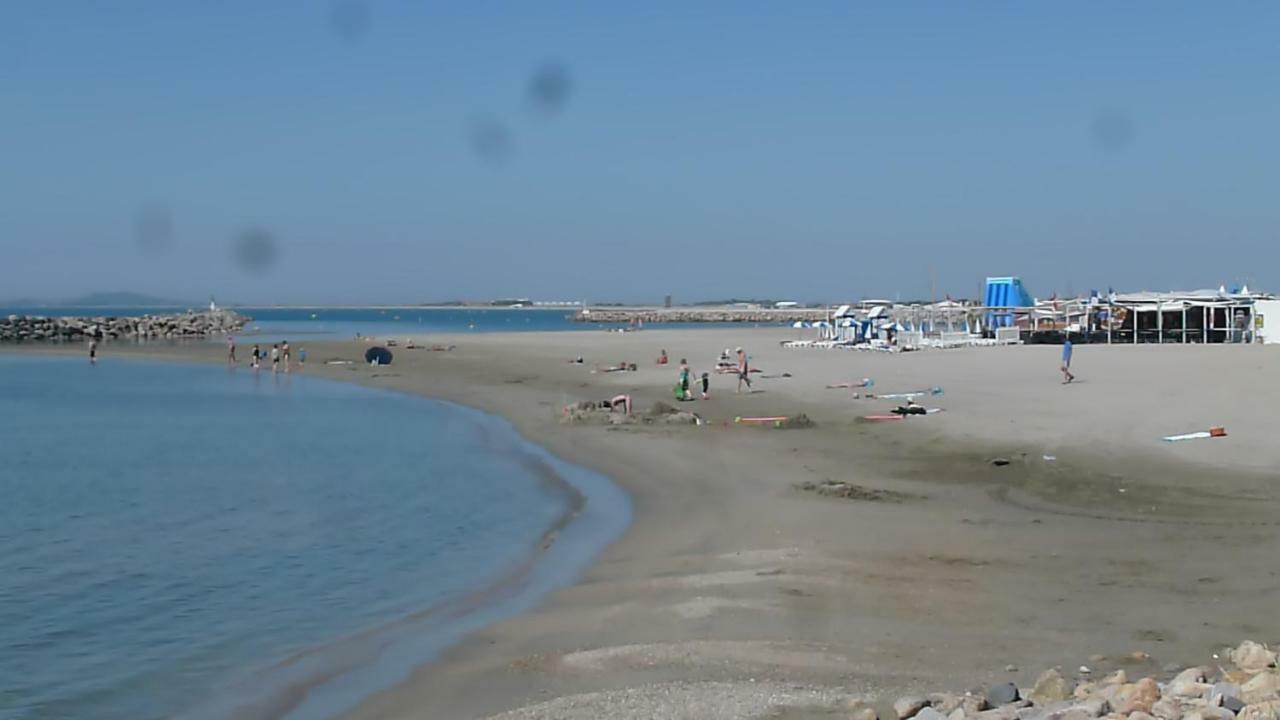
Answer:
xmin=1001 ymin=287 xmax=1270 ymax=344
xmin=1256 ymin=299 xmax=1280 ymax=344
xmin=1100 ymin=288 xmax=1266 ymax=344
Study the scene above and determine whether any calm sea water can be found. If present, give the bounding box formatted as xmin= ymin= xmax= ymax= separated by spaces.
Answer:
xmin=0 ymin=306 xmax=778 ymax=343
xmin=0 ymin=355 xmax=627 ymax=720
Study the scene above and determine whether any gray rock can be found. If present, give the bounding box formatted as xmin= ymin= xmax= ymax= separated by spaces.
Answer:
xmin=989 ymin=683 xmax=1021 ymax=707
xmin=1214 ymin=684 xmax=1244 ymax=704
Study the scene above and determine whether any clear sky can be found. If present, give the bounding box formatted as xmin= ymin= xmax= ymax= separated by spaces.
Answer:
xmin=2 ymin=2 xmax=1278 ymax=305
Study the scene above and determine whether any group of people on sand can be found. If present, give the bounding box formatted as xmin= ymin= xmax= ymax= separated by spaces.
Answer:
xmin=667 ymin=346 xmax=753 ymax=401
xmin=227 ymin=336 xmax=302 ymax=372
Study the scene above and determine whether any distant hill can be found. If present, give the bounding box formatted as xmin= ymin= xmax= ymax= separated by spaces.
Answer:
xmin=58 ymin=292 xmax=197 ymax=308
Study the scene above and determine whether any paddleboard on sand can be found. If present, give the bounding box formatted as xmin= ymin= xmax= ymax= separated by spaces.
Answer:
xmin=864 ymin=408 xmax=943 ymax=421
xmin=1162 ymin=426 xmax=1226 ymax=442
xmin=872 ymin=387 xmax=944 ymax=400
xmin=735 ymin=416 xmax=789 ymax=424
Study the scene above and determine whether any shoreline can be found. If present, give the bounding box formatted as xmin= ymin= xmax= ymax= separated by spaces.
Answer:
xmin=1 ymin=347 xmax=631 ymax=720
xmin=10 ymin=330 xmax=1280 ymax=719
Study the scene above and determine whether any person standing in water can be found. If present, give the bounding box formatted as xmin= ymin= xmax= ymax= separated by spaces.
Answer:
xmin=281 ymin=340 xmax=291 ymax=373
xmin=736 ymin=347 xmax=753 ymax=393
xmin=250 ymin=343 xmax=261 ymax=369
xmin=227 ymin=335 xmax=237 ymax=365
xmin=1061 ymin=335 xmax=1075 ymax=384
xmin=88 ymin=339 xmax=97 ymax=365
xmin=270 ymin=343 xmax=280 ymax=373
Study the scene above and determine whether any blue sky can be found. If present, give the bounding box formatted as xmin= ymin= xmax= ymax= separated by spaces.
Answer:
xmin=2 ymin=2 xmax=1278 ymax=304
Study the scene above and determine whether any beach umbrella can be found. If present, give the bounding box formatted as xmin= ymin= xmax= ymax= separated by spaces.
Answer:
xmin=364 ymin=346 xmax=393 ymax=365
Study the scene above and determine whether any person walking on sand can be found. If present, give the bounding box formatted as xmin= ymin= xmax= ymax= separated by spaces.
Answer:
xmin=281 ymin=340 xmax=291 ymax=372
xmin=678 ymin=358 xmax=692 ymax=400
xmin=227 ymin=335 xmax=237 ymax=365
xmin=1061 ymin=335 xmax=1075 ymax=384
xmin=270 ymin=343 xmax=280 ymax=373
xmin=250 ymin=343 xmax=261 ymax=369
xmin=88 ymin=339 xmax=97 ymax=365
xmin=701 ymin=371 xmax=710 ymax=400
xmin=736 ymin=347 xmax=752 ymax=393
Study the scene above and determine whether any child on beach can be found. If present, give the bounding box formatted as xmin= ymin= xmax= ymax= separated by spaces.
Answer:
xmin=701 ymin=372 xmax=710 ymax=400
xmin=679 ymin=359 xmax=692 ymax=398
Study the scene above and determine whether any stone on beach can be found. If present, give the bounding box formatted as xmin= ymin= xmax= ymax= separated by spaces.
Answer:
xmin=1031 ymin=669 xmax=1069 ymax=705
xmin=1241 ymin=673 xmax=1280 ymax=704
xmin=1209 ymin=683 xmax=1243 ymax=708
xmin=1231 ymin=642 xmax=1277 ymax=674
xmin=1114 ymin=678 xmax=1160 ymax=715
xmin=1237 ymin=701 xmax=1280 ymax=720
xmin=852 ymin=707 xmax=881 ymax=720
xmin=988 ymin=682 xmax=1021 ymax=707
xmin=0 ymin=310 xmax=245 ymax=343
xmin=895 ymin=696 xmax=930 ymax=719
xmin=1151 ymin=698 xmax=1185 ymax=720
xmin=916 ymin=706 xmax=948 ymax=720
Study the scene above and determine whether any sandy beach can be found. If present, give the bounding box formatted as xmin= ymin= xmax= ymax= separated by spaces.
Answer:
xmin=16 ymin=329 xmax=1280 ymax=719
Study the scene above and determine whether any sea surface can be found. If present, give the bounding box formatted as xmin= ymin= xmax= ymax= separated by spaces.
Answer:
xmin=0 ymin=306 xmax=778 ymax=343
xmin=0 ymin=355 xmax=628 ymax=720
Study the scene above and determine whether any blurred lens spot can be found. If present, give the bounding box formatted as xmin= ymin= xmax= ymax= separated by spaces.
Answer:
xmin=467 ymin=118 xmax=515 ymax=166
xmin=232 ymin=229 xmax=279 ymax=273
xmin=1091 ymin=110 xmax=1134 ymax=152
xmin=329 ymin=0 xmax=371 ymax=42
xmin=134 ymin=205 xmax=174 ymax=253
xmin=529 ymin=61 xmax=572 ymax=114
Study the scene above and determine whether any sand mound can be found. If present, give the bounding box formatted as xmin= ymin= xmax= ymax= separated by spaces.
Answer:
xmin=558 ymin=640 xmax=853 ymax=673
xmin=796 ymin=480 xmax=914 ymax=502
xmin=562 ymin=402 xmax=700 ymax=426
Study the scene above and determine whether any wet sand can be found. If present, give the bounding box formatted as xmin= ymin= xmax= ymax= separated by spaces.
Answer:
xmin=13 ymin=330 xmax=1280 ymax=719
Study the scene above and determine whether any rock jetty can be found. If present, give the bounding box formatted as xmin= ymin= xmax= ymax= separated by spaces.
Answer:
xmin=575 ymin=308 xmax=831 ymax=324
xmin=868 ymin=641 xmax=1279 ymax=720
xmin=0 ymin=310 xmax=246 ymax=343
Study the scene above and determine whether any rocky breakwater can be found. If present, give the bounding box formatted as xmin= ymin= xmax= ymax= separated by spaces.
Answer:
xmin=870 ymin=641 xmax=1280 ymax=720
xmin=575 ymin=308 xmax=832 ymax=324
xmin=0 ymin=310 xmax=247 ymax=343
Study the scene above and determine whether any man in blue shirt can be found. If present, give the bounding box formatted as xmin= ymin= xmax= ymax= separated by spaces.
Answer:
xmin=1061 ymin=336 xmax=1075 ymax=384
